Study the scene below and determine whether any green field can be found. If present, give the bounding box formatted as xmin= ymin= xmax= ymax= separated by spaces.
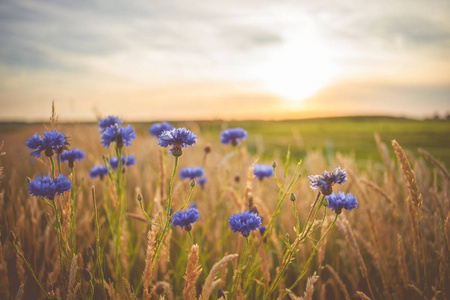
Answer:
xmin=138 ymin=116 xmax=450 ymax=168
xmin=2 ymin=116 xmax=449 ymax=168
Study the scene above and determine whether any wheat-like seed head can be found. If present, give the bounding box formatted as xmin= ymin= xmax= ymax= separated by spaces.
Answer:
xmin=183 ymin=244 xmax=202 ymax=300
xmin=201 ymin=253 xmax=238 ymax=300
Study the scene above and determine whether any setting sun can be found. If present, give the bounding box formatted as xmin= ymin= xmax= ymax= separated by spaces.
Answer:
xmin=259 ymin=37 xmax=335 ymax=103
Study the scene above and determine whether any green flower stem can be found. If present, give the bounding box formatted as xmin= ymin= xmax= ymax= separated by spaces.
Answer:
xmin=293 ymin=200 xmax=301 ymax=234
xmin=176 ymin=184 xmax=195 ymax=213
xmin=69 ymin=167 xmax=76 ymax=254
xmin=57 ymin=153 xmax=62 ymax=174
xmin=288 ymin=213 xmax=339 ymax=291
xmin=114 ymin=145 xmax=123 ymax=283
xmin=138 ymin=197 xmax=160 ymax=226
xmin=49 ymin=156 xmax=55 ymax=179
xmin=152 ymin=156 xmax=179 ymax=265
xmin=188 ymin=231 xmax=194 ymax=246
xmin=230 ymin=237 xmax=249 ymax=299
xmin=12 ymin=240 xmax=51 ymax=299
xmin=92 ymin=186 xmax=107 ymax=300
xmin=50 ymin=197 xmax=67 ymax=272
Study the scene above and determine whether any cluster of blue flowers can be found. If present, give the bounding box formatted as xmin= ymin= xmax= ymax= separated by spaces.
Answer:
xmin=229 ymin=210 xmax=262 ymax=237
xmin=308 ymin=166 xmax=347 ymax=195
xmin=254 ymin=164 xmax=274 ymax=180
xmin=149 ymin=121 xmax=174 ymax=137
xmin=172 ymin=208 xmax=200 ymax=231
xmin=89 ymin=165 xmax=108 ymax=179
xmin=179 ymin=167 xmax=204 ymax=180
xmin=158 ymin=127 xmax=197 ymax=157
xmin=326 ymin=191 xmax=358 ymax=214
xmin=28 ymin=174 xmax=72 ymax=200
xmin=101 ymin=124 xmax=136 ymax=148
xmin=26 ymin=130 xmax=68 ymax=157
xmin=109 ymin=155 xmax=136 ymax=169
xmin=98 ymin=115 xmax=122 ymax=132
xmin=220 ymin=128 xmax=247 ymax=146
xmin=61 ymin=148 xmax=85 ymax=168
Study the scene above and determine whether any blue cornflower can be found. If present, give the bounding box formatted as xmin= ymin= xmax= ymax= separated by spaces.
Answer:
xmin=158 ymin=128 xmax=197 ymax=157
xmin=171 ymin=208 xmax=200 ymax=231
xmin=308 ymin=166 xmax=347 ymax=195
xmin=254 ymin=164 xmax=274 ymax=180
xmin=220 ymin=128 xmax=247 ymax=146
xmin=89 ymin=165 xmax=108 ymax=179
xmin=98 ymin=116 xmax=122 ymax=132
xmin=28 ymin=174 xmax=72 ymax=200
xmin=196 ymin=177 xmax=207 ymax=188
xmin=109 ymin=155 xmax=136 ymax=169
xmin=326 ymin=191 xmax=358 ymax=214
xmin=26 ymin=130 xmax=69 ymax=157
xmin=61 ymin=148 xmax=85 ymax=168
xmin=229 ymin=210 xmax=262 ymax=237
xmin=179 ymin=167 xmax=205 ymax=180
xmin=149 ymin=121 xmax=175 ymax=137
xmin=218 ymin=289 xmax=225 ymax=298
xmin=101 ymin=125 xmax=136 ymax=148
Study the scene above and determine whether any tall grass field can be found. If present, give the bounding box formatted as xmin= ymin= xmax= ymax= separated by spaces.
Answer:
xmin=0 ymin=113 xmax=449 ymax=299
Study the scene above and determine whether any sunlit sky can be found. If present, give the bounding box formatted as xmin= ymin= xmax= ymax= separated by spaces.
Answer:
xmin=1 ymin=0 xmax=449 ymax=121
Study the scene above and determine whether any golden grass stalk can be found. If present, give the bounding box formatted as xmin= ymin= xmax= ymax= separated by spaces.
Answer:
xmin=356 ymin=291 xmax=372 ymax=300
xmin=445 ymin=213 xmax=450 ymax=252
xmin=142 ymin=227 xmax=158 ymax=300
xmin=183 ymin=244 xmax=202 ymax=300
xmin=340 ymin=218 xmax=375 ymax=300
xmin=0 ymin=237 xmax=10 ymax=300
xmin=418 ymin=148 xmax=449 ymax=181
xmin=243 ymin=163 xmax=255 ymax=210
xmin=258 ymin=240 xmax=270 ymax=288
xmin=15 ymin=241 xmax=25 ymax=284
xmin=286 ymin=288 xmax=301 ymax=300
xmin=66 ymin=255 xmax=77 ymax=300
xmin=324 ymin=265 xmax=351 ymax=300
xmin=299 ymin=271 xmax=319 ymax=300
xmin=201 ymin=253 xmax=238 ymax=300
xmin=123 ymin=277 xmax=137 ymax=300
xmin=103 ymin=280 xmax=116 ymax=300
xmin=392 ymin=140 xmax=423 ymax=220
xmin=374 ymin=132 xmax=393 ymax=175
xmin=15 ymin=283 xmax=24 ymax=300
xmin=359 ymin=178 xmax=393 ymax=204
xmin=396 ymin=234 xmax=410 ymax=286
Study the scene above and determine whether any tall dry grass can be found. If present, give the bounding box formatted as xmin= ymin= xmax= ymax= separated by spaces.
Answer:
xmin=0 ymin=120 xmax=449 ymax=299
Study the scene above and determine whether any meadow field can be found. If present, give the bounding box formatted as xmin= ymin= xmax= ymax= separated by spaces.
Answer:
xmin=0 ymin=116 xmax=449 ymax=299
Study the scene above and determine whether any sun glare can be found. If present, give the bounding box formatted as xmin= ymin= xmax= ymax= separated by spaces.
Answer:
xmin=260 ymin=38 xmax=334 ymax=104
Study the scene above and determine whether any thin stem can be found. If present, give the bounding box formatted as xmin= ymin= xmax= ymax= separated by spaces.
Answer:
xmin=70 ymin=167 xmax=76 ymax=254
xmin=12 ymin=241 xmax=51 ymax=299
xmin=49 ymin=156 xmax=55 ymax=179
xmin=230 ymin=237 xmax=249 ymax=299
xmin=92 ymin=186 xmax=107 ymax=299
xmin=288 ymin=214 xmax=339 ymax=291
xmin=177 ymin=183 xmax=195 ymax=213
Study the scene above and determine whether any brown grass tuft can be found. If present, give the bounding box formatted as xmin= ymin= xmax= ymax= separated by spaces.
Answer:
xmin=183 ymin=244 xmax=202 ymax=300
xmin=66 ymin=255 xmax=78 ymax=300
xmin=418 ymin=148 xmax=449 ymax=181
xmin=356 ymin=291 xmax=372 ymax=300
xmin=324 ymin=265 xmax=351 ymax=300
xmin=397 ymin=234 xmax=410 ymax=286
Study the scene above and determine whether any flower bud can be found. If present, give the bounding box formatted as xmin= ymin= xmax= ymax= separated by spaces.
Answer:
xmin=290 ymin=193 xmax=296 ymax=202
xmin=25 ymin=177 xmax=31 ymax=184
xmin=234 ymin=175 xmax=240 ymax=183
xmin=272 ymin=161 xmax=277 ymax=168
xmin=322 ymin=197 xmax=329 ymax=206
xmin=137 ymin=194 xmax=143 ymax=202
xmin=190 ymin=179 xmax=196 ymax=188
xmin=204 ymin=145 xmax=211 ymax=154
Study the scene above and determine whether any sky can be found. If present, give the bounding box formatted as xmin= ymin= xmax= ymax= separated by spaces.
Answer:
xmin=0 ymin=0 xmax=449 ymax=121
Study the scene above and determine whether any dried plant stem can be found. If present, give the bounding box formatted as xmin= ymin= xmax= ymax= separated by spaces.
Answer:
xmin=324 ymin=265 xmax=351 ymax=300
xmin=12 ymin=240 xmax=51 ymax=299
xmin=231 ymin=237 xmax=249 ymax=299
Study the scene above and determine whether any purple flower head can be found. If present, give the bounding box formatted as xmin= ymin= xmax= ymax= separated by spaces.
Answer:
xmin=89 ymin=165 xmax=108 ymax=179
xmin=229 ymin=210 xmax=262 ymax=237
xmin=196 ymin=177 xmax=208 ymax=188
xmin=254 ymin=164 xmax=274 ymax=180
xmin=179 ymin=167 xmax=204 ymax=180
xmin=99 ymin=116 xmax=122 ymax=132
xmin=101 ymin=124 xmax=136 ymax=148
xmin=158 ymin=128 xmax=197 ymax=157
xmin=326 ymin=191 xmax=358 ymax=214
xmin=109 ymin=155 xmax=136 ymax=169
xmin=28 ymin=174 xmax=72 ymax=200
xmin=189 ymin=201 xmax=198 ymax=209
xmin=149 ymin=121 xmax=175 ymax=137
xmin=26 ymin=130 xmax=69 ymax=157
xmin=220 ymin=128 xmax=248 ymax=146
xmin=308 ymin=166 xmax=347 ymax=195
xmin=171 ymin=208 xmax=200 ymax=231
xmin=61 ymin=148 xmax=85 ymax=168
